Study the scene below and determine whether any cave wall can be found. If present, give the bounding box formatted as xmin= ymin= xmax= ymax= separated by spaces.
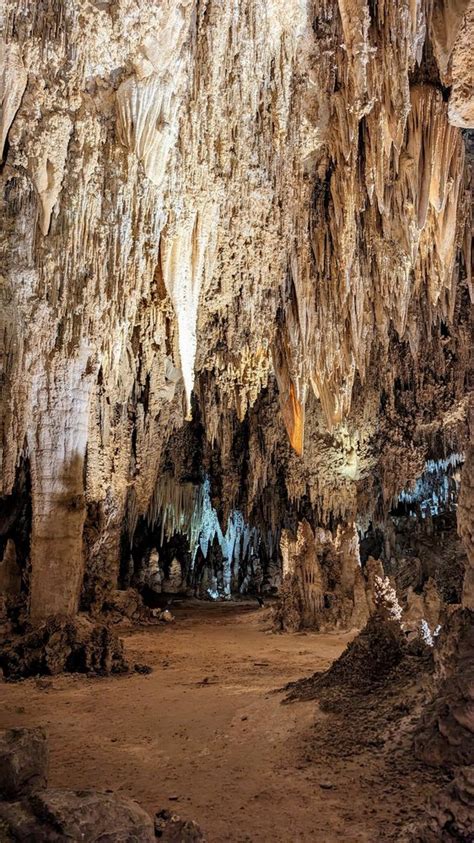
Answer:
xmin=0 ymin=0 xmax=472 ymax=619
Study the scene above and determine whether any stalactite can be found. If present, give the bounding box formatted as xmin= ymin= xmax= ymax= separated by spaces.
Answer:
xmin=0 ymin=43 xmax=27 ymax=160
xmin=397 ymin=452 xmax=465 ymax=515
xmin=0 ymin=0 xmax=471 ymax=618
xmin=147 ymin=473 xmax=204 ymax=552
xmin=161 ymin=204 xmax=219 ymax=418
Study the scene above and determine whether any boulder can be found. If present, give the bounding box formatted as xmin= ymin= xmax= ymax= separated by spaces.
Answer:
xmin=0 ymin=728 xmax=48 ymax=800
xmin=102 ymin=588 xmax=144 ymax=622
xmin=0 ymin=789 xmax=156 ymax=842
xmin=160 ymin=610 xmax=174 ymax=624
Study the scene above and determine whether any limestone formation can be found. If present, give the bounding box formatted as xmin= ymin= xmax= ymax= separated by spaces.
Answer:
xmin=276 ymin=519 xmax=378 ymax=631
xmin=415 ymin=606 xmax=474 ymax=769
xmin=0 ymin=2 xmax=472 ymax=838
xmin=0 ymin=0 xmax=471 ymax=625
xmin=458 ymin=442 xmax=474 ymax=609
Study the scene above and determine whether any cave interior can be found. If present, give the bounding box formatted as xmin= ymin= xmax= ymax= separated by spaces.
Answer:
xmin=0 ymin=0 xmax=473 ymax=840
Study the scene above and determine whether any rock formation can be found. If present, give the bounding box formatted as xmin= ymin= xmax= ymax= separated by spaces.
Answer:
xmin=0 ymin=0 xmax=472 ymax=624
xmin=0 ymin=613 xmax=129 ymax=679
xmin=409 ymin=438 xmax=474 ymax=840
xmin=0 ymin=8 xmax=472 ymax=843
xmin=0 ymin=15 xmax=473 ymax=843
xmin=275 ymin=519 xmax=381 ymax=631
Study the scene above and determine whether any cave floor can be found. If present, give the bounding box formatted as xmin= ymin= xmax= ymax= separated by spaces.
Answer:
xmin=0 ymin=602 xmax=443 ymax=842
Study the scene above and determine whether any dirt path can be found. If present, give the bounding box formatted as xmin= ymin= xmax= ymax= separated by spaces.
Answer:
xmin=0 ymin=603 xmax=410 ymax=842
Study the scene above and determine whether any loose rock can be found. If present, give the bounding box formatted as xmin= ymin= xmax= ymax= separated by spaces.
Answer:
xmin=154 ymin=809 xmax=206 ymax=841
xmin=0 ymin=728 xmax=48 ymax=801
xmin=0 ymin=789 xmax=156 ymax=842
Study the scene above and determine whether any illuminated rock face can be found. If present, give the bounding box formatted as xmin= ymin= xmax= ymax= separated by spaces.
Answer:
xmin=0 ymin=1 xmax=472 ymax=618
xmin=276 ymin=520 xmax=379 ymax=632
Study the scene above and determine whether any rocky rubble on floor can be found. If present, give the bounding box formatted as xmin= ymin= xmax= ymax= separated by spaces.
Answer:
xmin=154 ymin=809 xmax=206 ymax=841
xmin=98 ymin=588 xmax=146 ymax=624
xmin=0 ymin=614 xmax=129 ymax=679
xmin=89 ymin=588 xmax=175 ymax=627
xmin=284 ymin=602 xmax=473 ymax=839
xmin=282 ymin=610 xmax=454 ymax=838
xmin=0 ymin=728 xmax=206 ymax=842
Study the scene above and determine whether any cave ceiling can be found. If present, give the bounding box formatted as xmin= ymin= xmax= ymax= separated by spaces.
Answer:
xmin=0 ymin=0 xmax=472 ymax=545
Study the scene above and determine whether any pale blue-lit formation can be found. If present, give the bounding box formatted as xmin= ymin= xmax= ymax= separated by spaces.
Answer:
xmin=397 ymin=453 xmax=464 ymax=517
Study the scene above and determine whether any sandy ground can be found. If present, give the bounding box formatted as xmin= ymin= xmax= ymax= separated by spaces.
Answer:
xmin=0 ymin=603 xmax=437 ymax=841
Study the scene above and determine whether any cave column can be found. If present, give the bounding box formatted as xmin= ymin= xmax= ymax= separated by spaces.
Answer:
xmin=28 ymin=348 xmax=95 ymax=621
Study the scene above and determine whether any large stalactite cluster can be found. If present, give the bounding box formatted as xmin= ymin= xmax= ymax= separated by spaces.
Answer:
xmin=0 ymin=0 xmax=472 ymax=627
